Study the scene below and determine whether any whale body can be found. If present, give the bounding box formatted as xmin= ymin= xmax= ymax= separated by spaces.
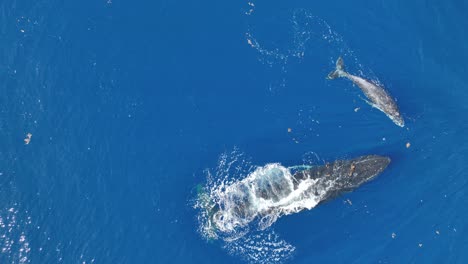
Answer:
xmin=291 ymin=155 xmax=390 ymax=205
xmin=209 ymin=155 xmax=390 ymax=233
xmin=327 ymin=57 xmax=404 ymax=127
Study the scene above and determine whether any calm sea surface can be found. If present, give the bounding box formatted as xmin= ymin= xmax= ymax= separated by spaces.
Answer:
xmin=1 ymin=0 xmax=467 ymax=263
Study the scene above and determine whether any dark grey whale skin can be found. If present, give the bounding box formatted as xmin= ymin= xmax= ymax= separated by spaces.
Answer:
xmin=292 ymin=155 xmax=390 ymax=204
xmin=209 ymin=155 xmax=390 ymax=223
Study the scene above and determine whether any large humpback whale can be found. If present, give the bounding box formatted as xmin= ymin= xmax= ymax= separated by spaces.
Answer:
xmin=206 ymin=155 xmax=390 ymax=233
xmin=327 ymin=57 xmax=405 ymax=127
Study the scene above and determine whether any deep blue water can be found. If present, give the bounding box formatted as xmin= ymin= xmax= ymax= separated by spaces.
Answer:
xmin=1 ymin=0 xmax=468 ymax=263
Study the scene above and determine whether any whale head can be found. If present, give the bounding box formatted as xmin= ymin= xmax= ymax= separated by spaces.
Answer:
xmin=345 ymin=155 xmax=391 ymax=188
xmin=295 ymin=155 xmax=391 ymax=204
xmin=390 ymin=112 xmax=405 ymax=127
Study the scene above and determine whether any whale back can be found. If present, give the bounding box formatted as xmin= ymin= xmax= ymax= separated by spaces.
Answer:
xmin=293 ymin=155 xmax=390 ymax=204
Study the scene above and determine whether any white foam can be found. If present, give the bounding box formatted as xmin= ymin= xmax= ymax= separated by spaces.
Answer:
xmin=208 ymin=162 xmax=334 ymax=234
xmin=194 ymin=149 xmax=343 ymax=263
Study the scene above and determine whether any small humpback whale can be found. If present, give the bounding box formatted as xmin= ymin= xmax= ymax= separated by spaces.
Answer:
xmin=327 ymin=57 xmax=404 ymax=127
xmin=207 ymin=155 xmax=390 ymax=233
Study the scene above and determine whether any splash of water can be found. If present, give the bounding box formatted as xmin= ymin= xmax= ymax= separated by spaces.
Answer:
xmin=194 ymin=149 xmax=340 ymax=263
xmin=209 ymin=163 xmax=327 ymax=235
xmin=194 ymin=150 xmax=298 ymax=263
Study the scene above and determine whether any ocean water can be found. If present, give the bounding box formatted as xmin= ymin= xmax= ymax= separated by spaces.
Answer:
xmin=1 ymin=0 xmax=467 ymax=263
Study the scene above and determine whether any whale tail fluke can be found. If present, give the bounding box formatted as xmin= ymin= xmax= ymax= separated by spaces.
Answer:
xmin=326 ymin=57 xmax=346 ymax=79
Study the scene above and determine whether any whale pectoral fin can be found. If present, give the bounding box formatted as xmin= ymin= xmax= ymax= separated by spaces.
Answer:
xmin=358 ymin=95 xmax=371 ymax=105
xmin=358 ymin=95 xmax=380 ymax=110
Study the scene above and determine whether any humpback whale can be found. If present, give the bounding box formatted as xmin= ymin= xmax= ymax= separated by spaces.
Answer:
xmin=207 ymin=155 xmax=390 ymax=233
xmin=327 ymin=57 xmax=405 ymax=127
